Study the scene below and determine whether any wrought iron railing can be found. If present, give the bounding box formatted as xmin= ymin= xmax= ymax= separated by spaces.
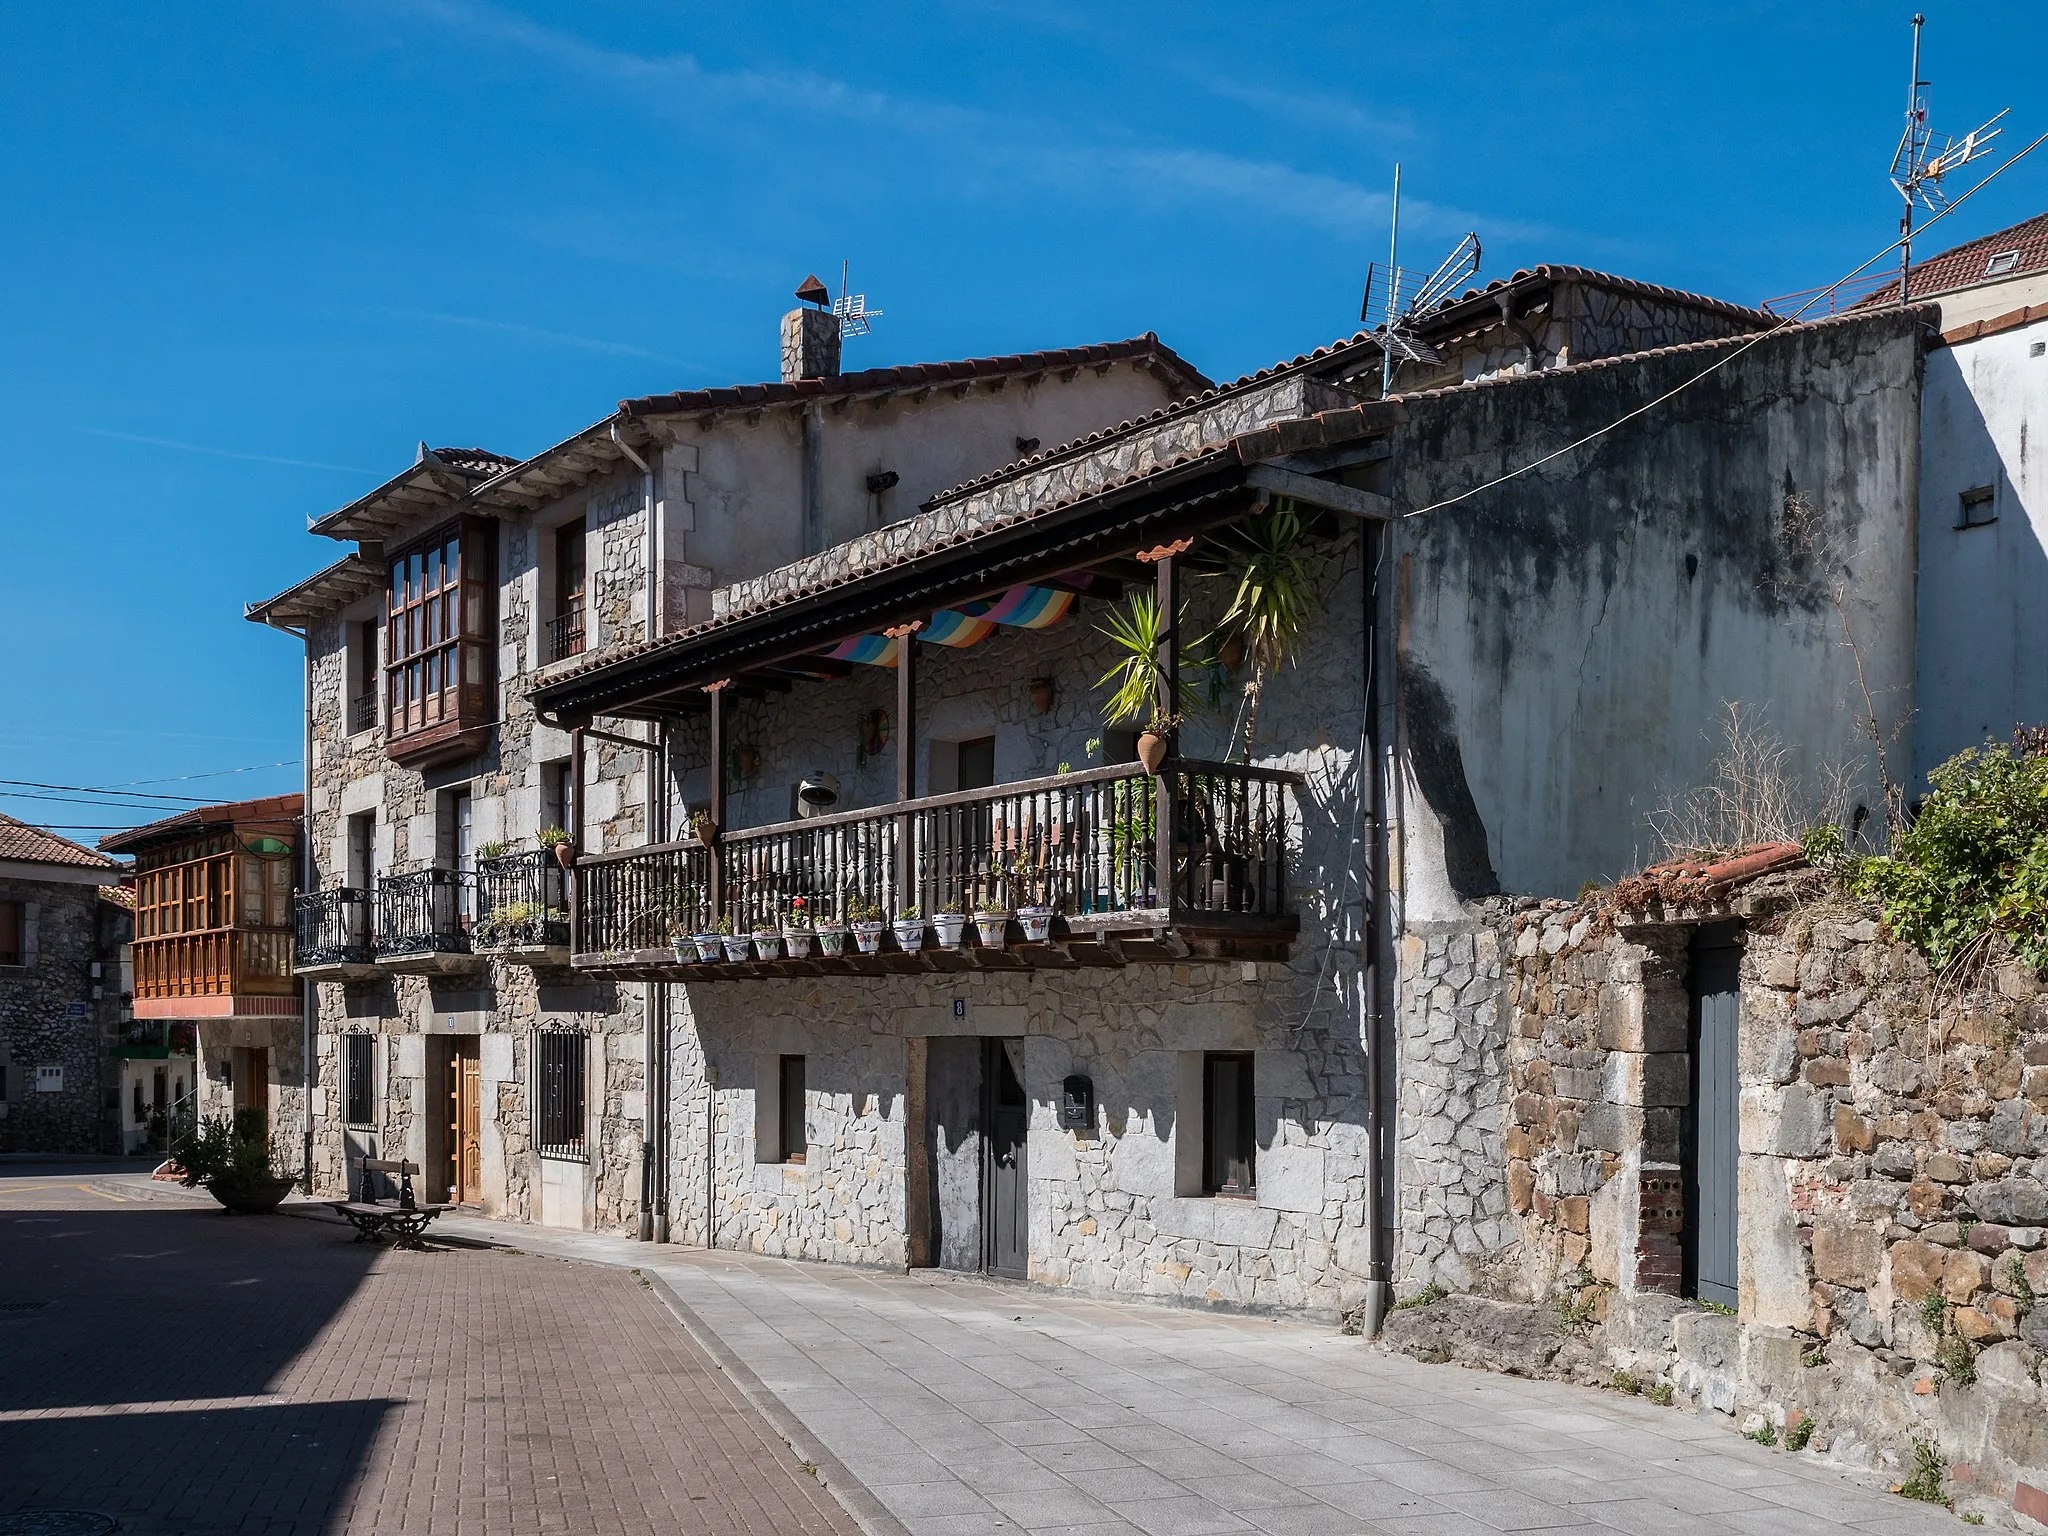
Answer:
xmin=375 ymin=868 xmax=473 ymax=956
xmin=296 ymin=886 xmax=375 ymax=966
xmin=573 ymin=760 xmax=1301 ymax=957
xmin=474 ymin=849 xmax=570 ymax=949
xmin=349 ymin=692 xmax=377 ymax=734
xmin=546 ymin=610 xmax=585 ymax=663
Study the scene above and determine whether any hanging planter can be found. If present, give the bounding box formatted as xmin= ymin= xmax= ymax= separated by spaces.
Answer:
xmin=973 ymin=911 xmax=1011 ymax=948
xmin=691 ymin=812 xmax=718 ymax=847
xmin=932 ymin=910 xmax=968 ymax=949
xmin=1136 ymin=730 xmax=1169 ymax=774
xmin=891 ymin=913 xmax=926 ymax=951
xmin=1017 ymin=905 xmax=1055 ymax=943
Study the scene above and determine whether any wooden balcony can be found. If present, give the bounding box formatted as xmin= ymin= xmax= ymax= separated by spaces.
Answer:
xmin=573 ymin=760 xmax=1301 ymax=981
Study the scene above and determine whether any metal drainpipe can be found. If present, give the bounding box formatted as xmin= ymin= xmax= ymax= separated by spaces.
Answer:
xmin=299 ymin=622 xmax=316 ymax=1190
xmin=1359 ymin=516 xmax=1398 ymax=1337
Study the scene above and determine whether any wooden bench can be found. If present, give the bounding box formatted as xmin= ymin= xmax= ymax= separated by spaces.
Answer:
xmin=329 ymin=1158 xmax=451 ymax=1248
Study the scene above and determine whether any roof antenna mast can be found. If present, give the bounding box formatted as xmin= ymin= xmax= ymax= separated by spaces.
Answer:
xmin=1889 ymin=14 xmax=2005 ymax=304
xmin=833 ymin=260 xmax=884 ymax=340
xmin=1358 ymin=166 xmax=1481 ymax=396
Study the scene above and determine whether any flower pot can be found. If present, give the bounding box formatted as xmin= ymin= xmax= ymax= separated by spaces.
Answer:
xmin=1017 ymin=905 xmax=1054 ymax=943
xmin=691 ymin=933 xmax=721 ymax=963
xmin=1136 ymin=731 xmax=1168 ymax=774
xmin=972 ymin=913 xmax=1010 ymax=948
xmin=783 ymin=929 xmax=814 ymax=959
xmin=816 ymin=927 xmax=847 ymax=957
xmin=671 ymin=943 xmax=693 ymax=964
xmin=891 ymin=917 xmax=926 ymax=951
xmin=692 ymin=815 xmax=718 ymax=847
xmin=207 ymin=1174 xmax=296 ymax=1215
xmin=851 ymin=921 xmax=886 ymax=954
xmin=551 ymin=842 xmax=576 ymax=871
xmin=752 ymin=930 xmax=783 ymax=961
xmin=720 ymin=934 xmax=751 ymax=963
xmin=932 ymin=913 xmax=968 ymax=948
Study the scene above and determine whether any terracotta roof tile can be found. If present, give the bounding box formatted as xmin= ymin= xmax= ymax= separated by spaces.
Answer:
xmin=0 ymin=813 xmax=121 ymax=870
xmin=98 ymin=794 xmax=305 ymax=855
xmin=1852 ymin=211 xmax=2048 ymax=308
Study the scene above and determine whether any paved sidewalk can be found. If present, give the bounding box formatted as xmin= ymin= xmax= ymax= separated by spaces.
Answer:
xmin=0 ymin=1167 xmax=858 ymax=1535
xmin=384 ymin=1205 xmax=1966 ymax=1536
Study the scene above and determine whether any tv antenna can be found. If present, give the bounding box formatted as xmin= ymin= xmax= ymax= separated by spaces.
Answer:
xmin=1889 ymin=14 xmax=2005 ymax=302
xmin=1358 ymin=165 xmax=1481 ymax=394
xmin=833 ymin=260 xmax=884 ymax=339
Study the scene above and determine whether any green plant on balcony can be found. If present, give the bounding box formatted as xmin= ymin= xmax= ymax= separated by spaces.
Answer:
xmin=476 ymin=840 xmax=509 ymax=860
xmin=473 ymin=900 xmax=568 ymax=949
xmin=1096 ymin=590 xmax=1185 ymax=772
xmin=1205 ymin=496 xmax=1325 ymax=760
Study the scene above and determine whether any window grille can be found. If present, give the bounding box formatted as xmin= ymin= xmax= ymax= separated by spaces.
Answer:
xmin=343 ymin=1033 xmax=374 ymax=1127
xmin=536 ymin=1031 xmax=587 ymax=1160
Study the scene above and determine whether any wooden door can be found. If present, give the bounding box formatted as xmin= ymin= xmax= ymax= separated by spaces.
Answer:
xmin=982 ymin=1039 xmax=1028 ymax=1279
xmin=235 ymin=1046 xmax=270 ymax=1130
xmin=444 ymin=1037 xmax=483 ymax=1204
xmin=1685 ymin=924 xmax=1742 ymax=1309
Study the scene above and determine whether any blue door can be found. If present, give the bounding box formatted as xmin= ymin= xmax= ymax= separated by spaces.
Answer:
xmin=1686 ymin=924 xmax=1742 ymax=1308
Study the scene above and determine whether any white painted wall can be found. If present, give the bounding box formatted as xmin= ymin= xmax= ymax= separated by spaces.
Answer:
xmin=1913 ymin=312 xmax=2048 ymax=783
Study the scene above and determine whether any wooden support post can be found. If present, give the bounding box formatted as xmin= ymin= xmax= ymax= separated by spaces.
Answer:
xmin=569 ymin=724 xmax=586 ymax=955
xmin=893 ymin=624 xmax=920 ymax=916
xmin=706 ymin=684 xmax=727 ymax=930
xmin=1153 ymin=552 xmax=1179 ymax=913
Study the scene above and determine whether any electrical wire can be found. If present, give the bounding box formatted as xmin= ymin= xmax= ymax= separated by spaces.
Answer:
xmin=89 ymin=759 xmax=301 ymax=789
xmin=1400 ymin=131 xmax=2048 ymax=521
xmin=0 ymin=778 xmax=215 ymax=803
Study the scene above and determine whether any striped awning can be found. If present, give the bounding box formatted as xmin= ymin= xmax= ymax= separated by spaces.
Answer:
xmin=817 ymin=583 xmax=1076 ymax=667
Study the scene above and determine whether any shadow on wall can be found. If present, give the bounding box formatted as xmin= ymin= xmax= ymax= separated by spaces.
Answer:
xmin=1914 ymin=344 xmax=2048 ymax=784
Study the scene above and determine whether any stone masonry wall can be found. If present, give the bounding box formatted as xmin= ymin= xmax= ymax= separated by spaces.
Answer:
xmin=0 ymin=878 xmax=122 ymax=1154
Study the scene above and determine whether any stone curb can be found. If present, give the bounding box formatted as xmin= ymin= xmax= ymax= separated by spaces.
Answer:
xmin=642 ymin=1270 xmax=911 ymax=1536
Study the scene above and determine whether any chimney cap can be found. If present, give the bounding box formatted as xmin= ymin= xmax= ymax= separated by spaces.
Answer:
xmin=795 ymin=274 xmax=832 ymax=308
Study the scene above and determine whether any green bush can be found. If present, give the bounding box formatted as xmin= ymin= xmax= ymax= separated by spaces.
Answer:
xmin=172 ymin=1110 xmax=297 ymax=1200
xmin=1853 ymin=741 xmax=2048 ymax=972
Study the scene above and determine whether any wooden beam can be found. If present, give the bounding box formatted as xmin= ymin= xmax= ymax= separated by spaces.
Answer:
xmin=757 ymin=656 xmax=855 ymax=679
xmin=1245 ymin=464 xmax=1393 ymax=521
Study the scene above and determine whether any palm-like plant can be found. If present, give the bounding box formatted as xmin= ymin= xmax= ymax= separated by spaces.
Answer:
xmin=1095 ymin=589 xmax=1175 ymax=732
xmin=1208 ymin=498 xmax=1323 ymax=758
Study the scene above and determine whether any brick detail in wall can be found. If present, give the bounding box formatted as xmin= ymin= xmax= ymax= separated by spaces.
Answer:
xmin=1635 ymin=1167 xmax=1683 ymax=1293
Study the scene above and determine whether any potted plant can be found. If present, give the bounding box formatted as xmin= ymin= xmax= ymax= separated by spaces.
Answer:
xmin=1009 ymin=850 xmax=1055 ymax=941
xmin=538 ymin=824 xmax=574 ymax=870
xmin=717 ymin=914 xmax=750 ymax=963
xmin=972 ymin=907 xmax=1011 ymax=948
xmin=891 ymin=906 xmax=926 ymax=951
xmin=751 ymin=920 xmax=783 ymax=960
xmin=814 ymin=900 xmax=848 ymax=957
xmin=1205 ymin=497 xmax=1323 ymax=760
xmin=1096 ymin=590 xmax=1180 ymax=774
xmin=782 ymin=897 xmax=815 ymax=959
xmin=171 ymin=1110 xmax=299 ymax=1215
xmin=848 ymin=896 xmax=887 ymax=954
xmin=689 ymin=927 xmax=722 ymax=962
xmin=476 ymin=839 xmax=509 ymax=861
xmin=690 ymin=810 xmax=718 ymax=847
xmin=932 ymin=902 xmax=968 ymax=949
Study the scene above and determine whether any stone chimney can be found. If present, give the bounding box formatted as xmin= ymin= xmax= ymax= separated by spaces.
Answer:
xmin=781 ymin=274 xmax=841 ymax=381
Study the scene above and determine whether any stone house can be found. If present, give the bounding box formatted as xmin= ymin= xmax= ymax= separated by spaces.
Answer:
xmin=523 ymin=275 xmax=1928 ymax=1328
xmin=250 ymin=286 xmax=1205 ymax=1225
xmin=1888 ymin=210 xmax=2048 ymax=784
xmin=0 ymin=814 xmax=130 ymax=1154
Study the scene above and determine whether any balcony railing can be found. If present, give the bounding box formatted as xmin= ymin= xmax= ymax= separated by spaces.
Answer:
xmin=134 ymin=929 xmax=294 ymax=998
xmin=546 ymin=610 xmax=586 ymax=663
xmin=349 ymin=692 xmax=377 ymax=735
xmin=474 ymin=849 xmax=570 ymax=950
xmin=574 ymin=760 xmax=1301 ymax=968
xmin=376 ymin=868 xmax=474 ymax=957
xmin=296 ymin=887 xmax=375 ymax=967
xmin=114 ymin=1019 xmax=199 ymax=1058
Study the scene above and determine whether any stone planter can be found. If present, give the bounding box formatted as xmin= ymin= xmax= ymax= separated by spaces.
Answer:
xmin=972 ymin=912 xmax=1010 ymax=948
xmin=852 ymin=921 xmax=886 ymax=955
xmin=1017 ymin=905 xmax=1054 ymax=942
xmin=690 ymin=933 xmax=721 ymax=962
xmin=752 ymin=930 xmax=783 ymax=960
xmin=816 ymin=926 xmax=847 ymax=957
xmin=783 ymin=929 xmax=815 ymax=959
xmin=206 ymin=1174 xmax=296 ymax=1215
xmin=720 ymin=934 xmax=751 ymax=963
xmin=933 ymin=913 xmax=968 ymax=948
xmin=891 ymin=916 xmax=926 ymax=951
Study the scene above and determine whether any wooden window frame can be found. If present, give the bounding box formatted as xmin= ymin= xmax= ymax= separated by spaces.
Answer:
xmin=384 ymin=516 xmax=498 ymax=767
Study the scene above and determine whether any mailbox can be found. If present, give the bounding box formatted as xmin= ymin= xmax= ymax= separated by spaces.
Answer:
xmin=1058 ymin=1074 xmax=1094 ymax=1131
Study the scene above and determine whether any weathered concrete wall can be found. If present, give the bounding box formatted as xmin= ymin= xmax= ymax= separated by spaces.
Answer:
xmin=0 ymin=873 xmax=124 ymax=1154
xmin=1914 ymin=313 xmax=2048 ymax=783
xmin=1388 ymin=309 xmax=1926 ymax=911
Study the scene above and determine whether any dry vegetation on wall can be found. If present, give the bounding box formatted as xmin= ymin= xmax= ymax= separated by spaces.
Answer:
xmin=1649 ymin=702 xmax=1862 ymax=864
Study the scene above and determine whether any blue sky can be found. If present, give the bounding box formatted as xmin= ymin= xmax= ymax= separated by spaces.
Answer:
xmin=2 ymin=2 xmax=2042 ymax=839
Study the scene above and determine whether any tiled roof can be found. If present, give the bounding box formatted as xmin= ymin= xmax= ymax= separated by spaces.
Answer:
xmin=429 ymin=447 xmax=520 ymax=475
xmin=246 ymin=553 xmax=383 ymax=630
xmin=532 ymin=303 xmax=1929 ymax=706
xmin=1409 ymin=264 xmax=1779 ymax=335
xmin=98 ymin=794 xmax=305 ymax=855
xmin=1852 ymin=211 xmax=2048 ymax=308
xmin=615 ymin=335 xmax=1212 ymax=419
xmin=100 ymin=885 xmax=136 ymax=913
xmin=307 ymin=444 xmax=520 ymax=541
xmin=0 ymin=813 xmax=121 ymax=870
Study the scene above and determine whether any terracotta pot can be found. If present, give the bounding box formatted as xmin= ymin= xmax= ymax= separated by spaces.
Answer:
xmin=692 ymin=815 xmax=718 ymax=847
xmin=1136 ymin=731 xmax=1169 ymax=774
xmin=551 ymin=842 xmax=575 ymax=870
xmin=1028 ymin=678 xmax=1056 ymax=715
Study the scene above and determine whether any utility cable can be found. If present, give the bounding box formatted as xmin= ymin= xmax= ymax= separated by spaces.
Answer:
xmin=1401 ymin=130 xmax=2048 ymax=521
xmin=0 ymin=778 xmax=215 ymax=803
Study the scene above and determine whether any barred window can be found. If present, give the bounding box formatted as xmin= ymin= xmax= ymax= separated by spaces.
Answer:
xmin=342 ymin=1034 xmax=374 ymax=1128
xmin=536 ymin=1031 xmax=587 ymax=1160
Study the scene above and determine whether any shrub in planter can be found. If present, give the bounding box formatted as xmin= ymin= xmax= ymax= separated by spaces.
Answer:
xmin=172 ymin=1110 xmax=298 ymax=1214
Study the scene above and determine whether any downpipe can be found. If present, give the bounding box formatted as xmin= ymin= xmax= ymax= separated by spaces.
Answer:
xmin=1358 ymin=517 xmax=1398 ymax=1338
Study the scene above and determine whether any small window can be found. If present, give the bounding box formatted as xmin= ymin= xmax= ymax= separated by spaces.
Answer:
xmin=343 ymin=1033 xmax=375 ymax=1127
xmin=1202 ymin=1052 xmax=1255 ymax=1197
xmin=549 ymin=519 xmax=588 ymax=662
xmin=349 ymin=619 xmax=380 ymax=734
xmin=1984 ymin=249 xmax=2021 ymax=277
xmin=0 ymin=901 xmax=21 ymax=966
xmin=536 ymin=1031 xmax=587 ymax=1160
xmin=541 ymin=759 xmax=575 ymax=845
xmin=1958 ymin=484 xmax=1997 ymax=530
xmin=956 ymin=736 xmax=997 ymax=793
xmin=779 ymin=1055 xmax=807 ymax=1164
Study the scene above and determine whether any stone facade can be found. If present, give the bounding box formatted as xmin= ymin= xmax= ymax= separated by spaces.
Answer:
xmin=0 ymin=873 xmax=128 ymax=1154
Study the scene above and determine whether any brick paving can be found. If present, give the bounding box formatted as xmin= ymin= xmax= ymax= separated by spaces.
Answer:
xmin=0 ymin=1169 xmax=859 ymax=1536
